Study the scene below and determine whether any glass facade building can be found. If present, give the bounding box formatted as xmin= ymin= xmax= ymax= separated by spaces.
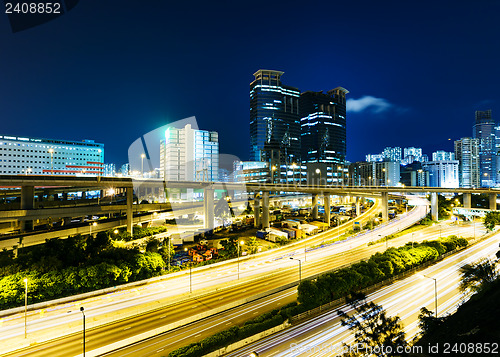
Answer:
xmin=300 ymin=89 xmax=348 ymax=165
xmin=473 ymin=110 xmax=496 ymax=186
xmin=249 ymin=70 xmax=301 ymax=165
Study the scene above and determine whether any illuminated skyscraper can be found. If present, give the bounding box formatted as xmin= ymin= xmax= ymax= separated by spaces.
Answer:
xmin=249 ymin=70 xmax=301 ymax=165
xmin=454 ymin=137 xmax=480 ymax=188
xmin=473 ymin=109 xmax=496 ymax=186
xmin=300 ymin=89 xmax=348 ymax=165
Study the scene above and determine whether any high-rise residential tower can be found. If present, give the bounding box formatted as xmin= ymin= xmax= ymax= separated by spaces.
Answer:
xmin=454 ymin=137 xmax=480 ymax=188
xmin=160 ymin=124 xmax=219 ymax=182
xmin=249 ymin=70 xmax=301 ymax=165
xmin=473 ymin=109 xmax=496 ymax=186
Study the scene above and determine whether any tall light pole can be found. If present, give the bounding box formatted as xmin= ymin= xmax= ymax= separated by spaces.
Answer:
xmin=237 ymin=240 xmax=245 ymax=280
xmin=185 ymin=248 xmax=192 ymax=292
xmin=290 ymin=257 xmax=301 ymax=283
xmin=271 ymin=165 xmax=277 ymax=184
xmin=48 ymin=148 xmax=54 ymax=175
xmin=315 ymin=168 xmax=321 ymax=186
xmin=291 ymin=163 xmax=297 ymax=184
xmin=141 ymin=153 xmax=146 ymax=177
xmin=80 ymin=307 xmax=86 ymax=357
xmin=419 ymin=274 xmax=438 ymax=317
xmin=23 ymin=278 xmax=28 ymax=338
xmin=89 ymin=221 xmax=97 ymax=237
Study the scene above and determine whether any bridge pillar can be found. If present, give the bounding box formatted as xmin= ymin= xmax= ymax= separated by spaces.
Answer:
xmin=262 ymin=191 xmax=270 ymax=229
xmin=356 ymin=197 xmax=361 ymax=217
xmin=324 ymin=194 xmax=331 ymax=226
xmin=312 ymin=194 xmax=319 ymax=220
xmin=204 ymin=188 xmax=215 ymax=231
xmin=253 ymin=197 xmax=261 ymax=228
xmin=381 ymin=192 xmax=389 ymax=223
xmin=431 ymin=192 xmax=438 ymax=221
xmin=126 ymin=187 xmax=133 ymax=236
xmin=21 ymin=186 xmax=34 ymax=231
xmin=81 ymin=191 xmax=87 ymax=200
xmin=463 ymin=193 xmax=471 ymax=209
xmin=489 ymin=193 xmax=497 ymax=210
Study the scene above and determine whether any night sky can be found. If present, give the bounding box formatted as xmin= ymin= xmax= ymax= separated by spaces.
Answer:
xmin=1 ymin=0 xmax=500 ymax=167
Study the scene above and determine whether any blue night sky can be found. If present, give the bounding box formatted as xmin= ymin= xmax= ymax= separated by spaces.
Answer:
xmin=1 ymin=0 xmax=499 ymax=166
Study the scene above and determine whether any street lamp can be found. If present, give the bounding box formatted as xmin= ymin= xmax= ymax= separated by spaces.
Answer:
xmin=185 ymin=247 xmax=192 ymax=293
xmin=290 ymin=257 xmax=301 ymax=283
xmin=237 ymin=240 xmax=245 ymax=280
xmin=23 ymin=278 xmax=28 ymax=338
xmin=418 ymin=274 xmax=438 ymax=317
xmin=89 ymin=221 xmax=97 ymax=236
xmin=291 ymin=163 xmax=297 ymax=184
xmin=271 ymin=165 xmax=277 ymax=184
xmin=315 ymin=168 xmax=321 ymax=186
xmin=80 ymin=306 xmax=86 ymax=357
xmin=141 ymin=153 xmax=146 ymax=177
xmin=249 ymin=352 xmax=259 ymax=357
xmin=48 ymin=148 xmax=54 ymax=175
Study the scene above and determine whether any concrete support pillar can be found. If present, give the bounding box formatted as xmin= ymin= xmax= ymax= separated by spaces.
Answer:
xmin=463 ymin=193 xmax=471 ymax=209
xmin=253 ymin=197 xmax=261 ymax=228
xmin=204 ymin=188 xmax=215 ymax=231
xmin=126 ymin=187 xmax=133 ymax=236
xmin=324 ymin=194 xmax=331 ymax=226
xmin=262 ymin=191 xmax=270 ymax=229
xmin=21 ymin=186 xmax=34 ymax=231
xmin=489 ymin=193 xmax=497 ymax=210
xmin=312 ymin=194 xmax=319 ymax=220
xmin=381 ymin=192 xmax=389 ymax=223
xmin=81 ymin=191 xmax=86 ymax=199
xmin=62 ymin=192 xmax=68 ymax=201
xmin=431 ymin=192 xmax=438 ymax=221
xmin=356 ymin=197 xmax=361 ymax=217
xmin=63 ymin=217 xmax=72 ymax=226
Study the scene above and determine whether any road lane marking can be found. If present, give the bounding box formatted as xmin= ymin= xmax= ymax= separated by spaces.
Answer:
xmin=123 ymin=326 xmax=131 ymax=330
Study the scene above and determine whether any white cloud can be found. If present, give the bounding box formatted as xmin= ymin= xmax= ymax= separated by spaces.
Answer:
xmin=346 ymin=96 xmax=392 ymax=113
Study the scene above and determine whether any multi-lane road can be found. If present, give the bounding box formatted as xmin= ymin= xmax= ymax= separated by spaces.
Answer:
xmin=227 ymin=229 xmax=499 ymax=357
xmin=0 ymin=198 xmax=473 ymax=357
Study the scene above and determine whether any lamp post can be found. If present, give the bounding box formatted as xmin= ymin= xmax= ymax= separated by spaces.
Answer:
xmin=48 ymin=148 xmax=54 ymax=175
xmin=291 ymin=163 xmax=297 ymax=184
xmin=80 ymin=307 xmax=86 ymax=357
xmin=23 ymin=278 xmax=28 ymax=338
xmin=419 ymin=274 xmax=438 ymax=317
xmin=271 ymin=165 xmax=277 ymax=184
xmin=141 ymin=153 xmax=146 ymax=177
xmin=237 ymin=240 xmax=245 ymax=280
xmin=290 ymin=257 xmax=301 ymax=283
xmin=315 ymin=168 xmax=321 ymax=186
xmin=185 ymin=248 xmax=192 ymax=292
xmin=89 ymin=221 xmax=97 ymax=237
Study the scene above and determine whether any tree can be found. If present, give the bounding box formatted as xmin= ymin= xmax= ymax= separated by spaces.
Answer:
xmin=246 ymin=236 xmax=259 ymax=254
xmin=483 ymin=211 xmax=500 ymax=231
xmin=459 ymin=259 xmax=498 ymax=293
xmin=338 ymin=294 xmax=407 ymax=357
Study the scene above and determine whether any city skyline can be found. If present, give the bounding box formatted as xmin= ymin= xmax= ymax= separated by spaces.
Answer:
xmin=1 ymin=1 xmax=500 ymax=165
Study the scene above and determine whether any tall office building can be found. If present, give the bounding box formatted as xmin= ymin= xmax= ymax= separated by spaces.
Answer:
xmin=160 ymin=124 xmax=219 ymax=182
xmin=0 ymin=135 xmax=104 ymax=175
xmin=365 ymin=153 xmax=384 ymax=162
xmin=473 ymin=110 xmax=496 ymax=186
xmin=300 ymin=89 xmax=348 ymax=165
xmin=249 ymin=70 xmax=301 ymax=165
xmin=454 ymin=137 xmax=480 ymax=188
xmin=432 ymin=150 xmax=454 ymax=161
